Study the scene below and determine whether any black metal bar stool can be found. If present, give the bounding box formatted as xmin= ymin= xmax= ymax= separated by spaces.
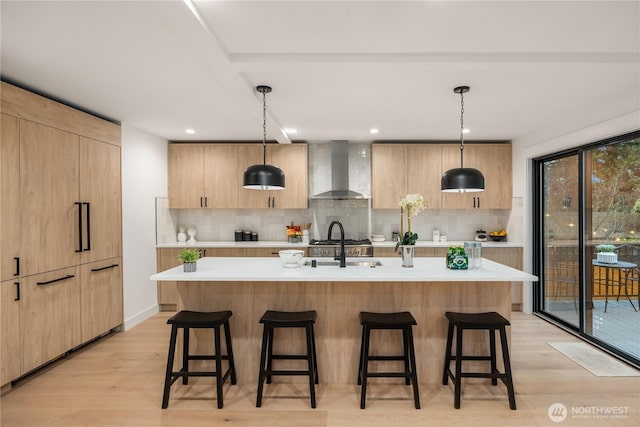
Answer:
xmin=256 ymin=310 xmax=319 ymax=408
xmin=162 ymin=310 xmax=236 ymax=409
xmin=357 ymin=311 xmax=420 ymax=409
xmin=442 ymin=311 xmax=516 ymax=410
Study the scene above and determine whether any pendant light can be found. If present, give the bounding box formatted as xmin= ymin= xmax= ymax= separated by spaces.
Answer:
xmin=243 ymin=85 xmax=285 ymax=190
xmin=441 ymin=85 xmax=485 ymax=193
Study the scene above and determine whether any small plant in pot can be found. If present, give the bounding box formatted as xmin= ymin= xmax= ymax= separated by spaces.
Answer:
xmin=178 ymin=248 xmax=200 ymax=272
xmin=596 ymin=244 xmax=618 ymax=264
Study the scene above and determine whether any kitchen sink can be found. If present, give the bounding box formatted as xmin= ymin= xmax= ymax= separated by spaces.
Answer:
xmin=304 ymin=260 xmax=383 ymax=268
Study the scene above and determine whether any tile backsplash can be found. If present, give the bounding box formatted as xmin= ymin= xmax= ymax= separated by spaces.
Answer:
xmin=157 ymin=197 xmax=515 ymax=243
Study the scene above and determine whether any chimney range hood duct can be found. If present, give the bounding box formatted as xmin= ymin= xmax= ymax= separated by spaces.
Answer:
xmin=311 ymin=140 xmax=370 ymax=200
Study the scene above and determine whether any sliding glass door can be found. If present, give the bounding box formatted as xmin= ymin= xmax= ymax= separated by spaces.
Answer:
xmin=535 ymin=131 xmax=640 ymax=367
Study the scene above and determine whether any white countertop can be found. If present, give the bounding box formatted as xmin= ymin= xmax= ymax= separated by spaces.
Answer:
xmin=150 ymin=256 xmax=538 ymax=283
xmin=156 ymin=240 xmax=522 ymax=249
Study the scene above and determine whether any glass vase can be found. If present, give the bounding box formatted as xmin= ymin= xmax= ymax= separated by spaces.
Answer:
xmin=400 ymin=245 xmax=415 ymax=268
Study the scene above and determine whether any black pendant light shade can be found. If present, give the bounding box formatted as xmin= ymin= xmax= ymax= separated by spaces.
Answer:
xmin=441 ymin=167 xmax=485 ymax=192
xmin=243 ymin=85 xmax=285 ymax=190
xmin=441 ymin=85 xmax=485 ymax=193
xmin=243 ymin=163 xmax=285 ymax=190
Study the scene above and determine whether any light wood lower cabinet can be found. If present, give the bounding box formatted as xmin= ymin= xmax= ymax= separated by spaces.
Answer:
xmin=80 ymin=258 xmax=123 ymax=343
xmin=20 ymin=267 xmax=81 ymax=375
xmin=1 ymin=279 xmax=21 ymax=385
xmin=1 ymin=114 xmax=21 ymax=282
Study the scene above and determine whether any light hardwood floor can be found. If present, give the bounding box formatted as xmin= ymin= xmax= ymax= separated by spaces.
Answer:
xmin=1 ymin=312 xmax=638 ymax=426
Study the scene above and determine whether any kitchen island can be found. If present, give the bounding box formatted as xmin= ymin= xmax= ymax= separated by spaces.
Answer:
xmin=151 ymin=256 xmax=537 ymax=384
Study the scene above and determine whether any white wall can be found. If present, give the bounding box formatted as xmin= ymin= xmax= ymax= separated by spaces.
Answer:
xmin=513 ymin=110 xmax=640 ymax=313
xmin=121 ymin=123 xmax=168 ymax=329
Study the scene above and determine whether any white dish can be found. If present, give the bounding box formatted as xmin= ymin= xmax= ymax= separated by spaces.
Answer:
xmin=283 ymin=263 xmax=302 ymax=268
xmin=371 ymin=237 xmax=385 ymax=242
xmin=279 ymin=249 xmax=305 ymax=266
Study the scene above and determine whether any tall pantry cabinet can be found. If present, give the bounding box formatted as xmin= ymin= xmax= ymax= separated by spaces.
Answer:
xmin=0 ymin=82 xmax=123 ymax=385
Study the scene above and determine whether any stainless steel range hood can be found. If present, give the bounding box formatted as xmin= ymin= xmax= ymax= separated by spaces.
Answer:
xmin=311 ymin=140 xmax=370 ymax=200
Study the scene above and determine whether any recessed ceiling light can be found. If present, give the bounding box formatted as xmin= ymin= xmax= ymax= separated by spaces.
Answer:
xmin=185 ymin=128 xmax=195 ymax=134
xmin=369 ymin=128 xmax=379 ymax=134
xmin=462 ymin=128 xmax=470 ymax=134
xmin=284 ymin=128 xmax=297 ymax=134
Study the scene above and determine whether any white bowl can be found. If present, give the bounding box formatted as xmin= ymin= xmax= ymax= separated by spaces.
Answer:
xmin=279 ymin=250 xmax=305 ymax=267
xmin=371 ymin=234 xmax=385 ymax=242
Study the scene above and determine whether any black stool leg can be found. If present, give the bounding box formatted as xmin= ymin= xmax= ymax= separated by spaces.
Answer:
xmin=442 ymin=322 xmax=454 ymax=385
xmin=182 ymin=327 xmax=190 ymax=385
xmin=256 ymin=324 xmax=269 ymax=407
xmin=214 ymin=325 xmax=224 ymax=409
xmin=162 ymin=325 xmax=178 ymax=409
xmin=224 ymin=321 xmax=237 ymax=385
xmin=311 ymin=324 xmax=319 ymax=384
xmin=402 ymin=328 xmax=411 ymax=385
xmin=489 ymin=328 xmax=498 ymax=386
xmin=407 ymin=326 xmax=420 ymax=409
xmin=499 ymin=327 xmax=516 ymax=410
xmin=360 ymin=325 xmax=370 ymax=409
xmin=454 ymin=326 xmax=463 ymax=409
xmin=266 ymin=326 xmax=274 ymax=384
xmin=306 ymin=324 xmax=317 ymax=408
xmin=357 ymin=325 xmax=366 ymax=385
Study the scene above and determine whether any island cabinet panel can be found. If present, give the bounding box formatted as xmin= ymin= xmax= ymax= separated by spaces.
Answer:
xmin=1 ymin=279 xmax=21 ymax=385
xmin=175 ymin=279 xmax=511 ymax=385
xmin=441 ymin=143 xmax=512 ymax=209
xmin=1 ymin=114 xmax=21 ymax=282
xmin=20 ymin=267 xmax=81 ymax=375
xmin=80 ymin=258 xmax=122 ymax=343
xmin=483 ymin=247 xmax=524 ymax=308
xmin=156 ymin=248 xmax=246 ymax=310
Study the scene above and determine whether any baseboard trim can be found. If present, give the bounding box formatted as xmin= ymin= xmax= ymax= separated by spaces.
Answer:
xmin=124 ymin=304 xmax=159 ymax=331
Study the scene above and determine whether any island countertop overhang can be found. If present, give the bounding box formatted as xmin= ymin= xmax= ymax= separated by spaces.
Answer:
xmin=150 ymin=257 xmax=538 ymax=283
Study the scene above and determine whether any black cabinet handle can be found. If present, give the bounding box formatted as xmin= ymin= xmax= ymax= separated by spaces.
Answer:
xmin=272 ymin=197 xmax=276 ymax=208
xmin=14 ymin=257 xmax=20 ymax=276
xmin=75 ymin=202 xmax=83 ymax=253
xmin=204 ymin=197 xmax=208 ymax=208
xmin=37 ymin=274 xmax=74 ymax=286
xmin=90 ymin=263 xmax=119 ymax=272
xmin=477 ymin=197 xmax=480 ymax=208
xmin=83 ymin=202 xmax=91 ymax=251
xmin=14 ymin=282 xmax=20 ymax=301
xmin=200 ymin=197 xmax=203 ymax=208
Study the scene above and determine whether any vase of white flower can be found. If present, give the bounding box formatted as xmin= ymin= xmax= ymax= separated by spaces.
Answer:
xmin=395 ymin=194 xmax=427 ymax=267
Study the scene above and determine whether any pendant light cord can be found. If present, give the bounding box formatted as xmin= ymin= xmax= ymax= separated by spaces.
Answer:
xmin=459 ymin=89 xmax=465 ymax=168
xmin=262 ymin=89 xmax=267 ymax=165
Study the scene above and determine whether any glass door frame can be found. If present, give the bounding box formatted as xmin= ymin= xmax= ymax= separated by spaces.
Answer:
xmin=532 ymin=130 xmax=640 ymax=368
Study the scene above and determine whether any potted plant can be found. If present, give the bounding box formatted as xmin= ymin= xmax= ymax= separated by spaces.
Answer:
xmin=596 ymin=244 xmax=617 ymax=264
xmin=178 ymin=248 xmax=200 ymax=272
xmin=395 ymin=194 xmax=427 ymax=267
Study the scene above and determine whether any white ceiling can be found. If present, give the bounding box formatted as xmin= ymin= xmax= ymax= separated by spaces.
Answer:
xmin=1 ymin=1 xmax=639 ymax=145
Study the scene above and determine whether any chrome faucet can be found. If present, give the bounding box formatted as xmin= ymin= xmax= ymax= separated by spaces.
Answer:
xmin=327 ymin=220 xmax=346 ymax=268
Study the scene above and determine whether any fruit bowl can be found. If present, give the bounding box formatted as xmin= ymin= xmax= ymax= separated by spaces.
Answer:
xmin=489 ymin=235 xmax=506 ymax=242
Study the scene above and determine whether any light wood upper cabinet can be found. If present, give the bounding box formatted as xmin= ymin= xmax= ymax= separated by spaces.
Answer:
xmin=21 ymin=267 xmax=81 ymax=375
xmin=407 ymin=144 xmax=443 ymax=209
xmin=1 ymin=114 xmax=21 ymax=281
xmin=20 ymin=120 xmax=80 ymax=276
xmin=169 ymin=143 xmax=307 ymax=209
xmin=205 ymin=144 xmax=240 ymax=208
xmin=372 ymin=144 xmax=407 ymax=209
xmin=168 ymin=144 xmax=206 ymax=208
xmin=80 ymin=258 xmax=122 ymax=343
xmin=372 ymin=142 xmax=512 ymax=210
xmin=373 ymin=144 xmax=443 ymax=209
xmin=441 ymin=143 xmax=512 ymax=209
xmin=80 ymin=137 xmax=122 ymax=263
xmin=1 ymin=279 xmax=21 ymax=385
